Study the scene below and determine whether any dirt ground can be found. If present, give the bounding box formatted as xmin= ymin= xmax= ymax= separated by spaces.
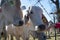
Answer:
xmin=1 ymin=31 xmax=60 ymax=40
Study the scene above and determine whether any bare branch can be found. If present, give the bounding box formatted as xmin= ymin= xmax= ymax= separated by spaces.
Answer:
xmin=51 ymin=0 xmax=56 ymax=3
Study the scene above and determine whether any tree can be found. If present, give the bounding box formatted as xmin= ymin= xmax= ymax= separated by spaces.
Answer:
xmin=51 ymin=0 xmax=59 ymax=12
xmin=51 ymin=0 xmax=60 ymax=22
xmin=51 ymin=0 xmax=60 ymax=40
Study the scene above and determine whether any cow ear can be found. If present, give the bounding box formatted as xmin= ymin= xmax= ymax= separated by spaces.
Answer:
xmin=21 ymin=6 xmax=26 ymax=10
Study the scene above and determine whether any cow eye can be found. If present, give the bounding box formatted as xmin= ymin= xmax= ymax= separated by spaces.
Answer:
xmin=30 ymin=11 xmax=33 ymax=14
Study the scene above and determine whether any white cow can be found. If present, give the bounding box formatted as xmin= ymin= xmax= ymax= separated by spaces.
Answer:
xmin=0 ymin=0 xmax=24 ymax=40
xmin=23 ymin=6 xmax=44 ymax=40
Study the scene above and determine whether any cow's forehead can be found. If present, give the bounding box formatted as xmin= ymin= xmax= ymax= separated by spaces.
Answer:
xmin=28 ymin=6 xmax=43 ymax=13
xmin=32 ymin=6 xmax=43 ymax=11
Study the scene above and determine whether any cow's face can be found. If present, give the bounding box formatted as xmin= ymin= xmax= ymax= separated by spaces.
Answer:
xmin=27 ymin=6 xmax=44 ymax=26
xmin=1 ymin=0 xmax=23 ymax=26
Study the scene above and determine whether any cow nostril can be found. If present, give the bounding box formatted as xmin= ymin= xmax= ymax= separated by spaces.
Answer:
xmin=1 ymin=32 xmax=4 ymax=36
xmin=19 ymin=21 xmax=24 ymax=26
xmin=38 ymin=24 xmax=46 ymax=31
